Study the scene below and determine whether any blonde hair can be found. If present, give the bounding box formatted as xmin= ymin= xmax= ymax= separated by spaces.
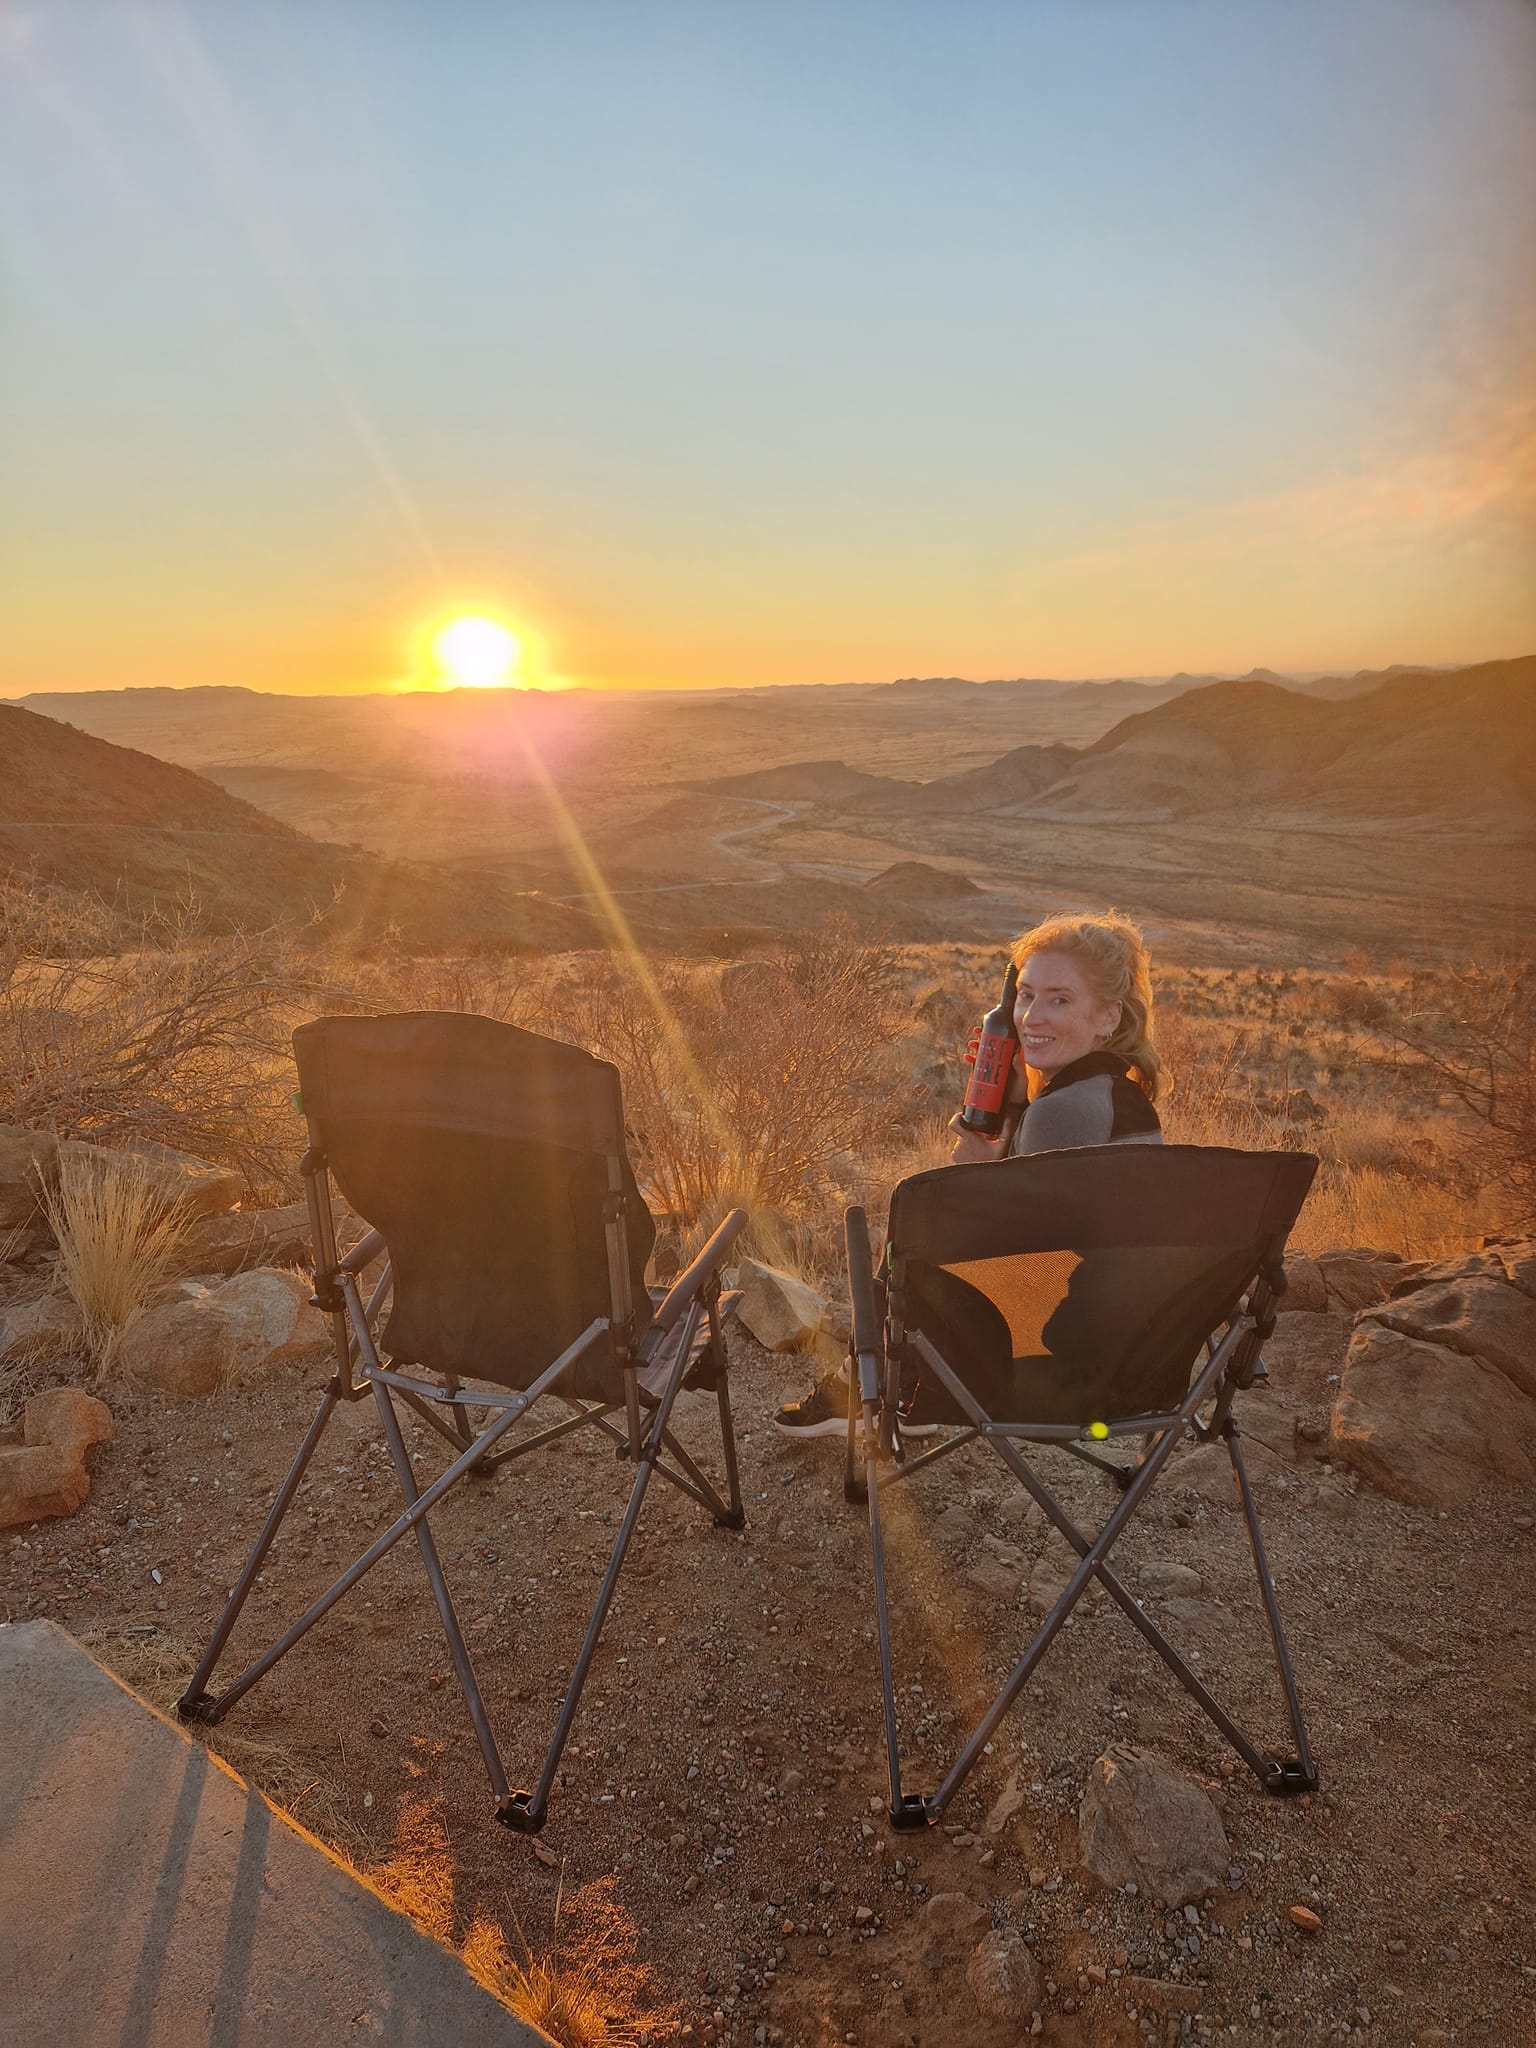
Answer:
xmin=1010 ymin=910 xmax=1166 ymax=1103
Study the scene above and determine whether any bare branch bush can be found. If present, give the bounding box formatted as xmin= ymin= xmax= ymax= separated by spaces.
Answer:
xmin=534 ymin=920 xmax=911 ymax=1257
xmin=1340 ymin=958 xmax=1536 ymax=1229
xmin=0 ymin=916 xmax=352 ymax=1199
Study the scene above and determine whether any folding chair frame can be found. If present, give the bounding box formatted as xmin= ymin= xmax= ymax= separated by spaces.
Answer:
xmin=178 ymin=1141 xmax=747 ymax=1834
xmin=842 ymin=1206 xmax=1317 ymax=1830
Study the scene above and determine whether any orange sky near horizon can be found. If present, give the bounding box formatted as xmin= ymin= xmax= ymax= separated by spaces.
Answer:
xmin=3 ymin=1 xmax=1534 ymax=699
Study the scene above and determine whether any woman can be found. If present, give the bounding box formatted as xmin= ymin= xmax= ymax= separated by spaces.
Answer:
xmin=772 ymin=910 xmax=1164 ymax=1437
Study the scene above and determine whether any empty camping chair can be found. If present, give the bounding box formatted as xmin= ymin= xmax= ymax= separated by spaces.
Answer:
xmin=178 ymin=1012 xmax=746 ymax=1831
xmin=843 ymin=1143 xmax=1319 ymax=1828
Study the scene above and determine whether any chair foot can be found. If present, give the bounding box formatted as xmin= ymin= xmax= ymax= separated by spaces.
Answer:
xmin=713 ymin=1506 xmax=747 ymax=1530
xmin=175 ymin=1690 xmax=218 ymax=1724
xmin=1261 ymin=1756 xmax=1318 ymax=1797
xmin=497 ymin=1790 xmax=548 ymax=1833
xmin=844 ymin=1477 xmax=867 ymax=1504
xmin=889 ymin=1792 xmax=930 ymax=1831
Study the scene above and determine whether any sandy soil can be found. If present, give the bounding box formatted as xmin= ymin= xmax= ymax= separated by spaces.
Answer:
xmin=4 ymin=1313 xmax=1533 ymax=2048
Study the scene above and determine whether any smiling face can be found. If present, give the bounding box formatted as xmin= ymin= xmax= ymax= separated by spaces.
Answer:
xmin=1014 ymin=949 xmax=1124 ymax=1079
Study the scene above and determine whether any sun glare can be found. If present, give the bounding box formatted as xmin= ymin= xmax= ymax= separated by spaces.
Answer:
xmin=429 ymin=612 xmax=522 ymax=689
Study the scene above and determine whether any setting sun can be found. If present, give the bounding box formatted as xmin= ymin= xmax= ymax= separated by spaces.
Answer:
xmin=428 ymin=613 xmax=522 ymax=689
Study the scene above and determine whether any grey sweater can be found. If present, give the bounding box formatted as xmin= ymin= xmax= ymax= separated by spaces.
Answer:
xmin=1007 ymin=1050 xmax=1162 ymax=1156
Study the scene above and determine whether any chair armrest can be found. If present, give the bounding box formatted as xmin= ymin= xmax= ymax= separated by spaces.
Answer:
xmin=649 ymin=1207 xmax=748 ymax=1333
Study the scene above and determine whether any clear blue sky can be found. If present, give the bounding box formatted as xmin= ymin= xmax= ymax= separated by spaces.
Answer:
xmin=2 ymin=0 xmax=1532 ymax=691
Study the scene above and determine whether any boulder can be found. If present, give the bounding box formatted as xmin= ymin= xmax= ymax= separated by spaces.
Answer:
xmin=1483 ymin=1236 xmax=1536 ymax=1298
xmin=1330 ymin=1322 xmax=1536 ymax=1510
xmin=736 ymin=1257 xmax=826 ymax=1353
xmin=1258 ymin=1311 xmax=1348 ymax=1400
xmin=206 ymin=1269 xmax=330 ymax=1381
xmin=118 ymin=1297 xmax=236 ymax=1397
xmin=966 ymin=1927 xmax=1039 ymax=2027
xmin=0 ymin=1444 xmax=91 ymax=1526
xmin=0 ymin=1294 xmax=84 ymax=1362
xmin=1364 ymin=1269 xmax=1536 ymax=1401
xmin=1316 ymin=1249 xmax=1413 ymax=1315
xmin=22 ymin=1387 xmax=113 ymax=1456
xmin=1078 ymin=1745 xmax=1230 ymax=1907
xmin=0 ymin=1125 xmax=59 ymax=1252
xmin=0 ymin=1386 xmax=113 ymax=1527
xmin=58 ymin=1139 xmax=243 ymax=1221
xmin=118 ymin=1268 xmax=329 ymax=1396
xmin=167 ymin=1203 xmax=311 ymax=1280
xmin=1278 ymin=1254 xmax=1327 ymax=1314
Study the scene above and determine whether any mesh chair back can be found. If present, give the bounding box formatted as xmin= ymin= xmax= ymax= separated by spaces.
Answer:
xmin=293 ymin=1013 xmax=655 ymax=1395
xmin=887 ymin=1144 xmax=1316 ymax=1424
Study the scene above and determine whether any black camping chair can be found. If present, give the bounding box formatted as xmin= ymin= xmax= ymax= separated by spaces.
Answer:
xmin=843 ymin=1143 xmax=1320 ymax=1829
xmin=178 ymin=1012 xmax=747 ymax=1832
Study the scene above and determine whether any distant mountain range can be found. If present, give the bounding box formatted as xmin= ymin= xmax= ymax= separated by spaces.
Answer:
xmin=0 ymin=703 xmax=593 ymax=945
xmin=698 ymin=655 xmax=1536 ymax=828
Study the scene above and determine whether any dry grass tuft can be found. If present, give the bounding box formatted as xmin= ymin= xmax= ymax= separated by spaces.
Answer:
xmin=41 ymin=1149 xmax=192 ymax=1375
xmin=470 ymin=1875 xmax=679 ymax=2048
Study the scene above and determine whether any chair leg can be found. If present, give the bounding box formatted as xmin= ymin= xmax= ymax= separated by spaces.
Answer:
xmin=906 ymin=1328 xmax=1315 ymax=1814
xmin=863 ymin=1389 xmax=927 ymax=1831
xmin=178 ymin=1383 xmax=340 ymax=1719
xmin=504 ymin=1299 xmax=711 ymax=1831
xmin=1227 ymin=1425 xmax=1318 ymax=1793
xmin=372 ymin=1379 xmax=512 ymax=1808
xmin=711 ymin=1303 xmax=746 ymax=1529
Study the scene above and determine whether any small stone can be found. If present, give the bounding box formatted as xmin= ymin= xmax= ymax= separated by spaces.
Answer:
xmin=1289 ymin=1904 xmax=1323 ymax=1934
xmin=1078 ymin=1746 xmax=1229 ymax=1907
xmin=966 ymin=1927 xmax=1039 ymax=2027
xmin=921 ymin=1892 xmax=989 ymax=1938
xmin=854 ymin=1906 xmax=875 ymax=1926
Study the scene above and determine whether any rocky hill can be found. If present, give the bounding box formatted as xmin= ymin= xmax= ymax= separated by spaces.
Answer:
xmin=0 ymin=704 xmax=592 ymax=948
xmin=815 ymin=656 xmax=1536 ymax=831
xmin=1057 ymin=655 xmax=1536 ymax=823
xmin=863 ymin=860 xmax=982 ymax=897
xmin=695 ymin=758 xmax=911 ymax=804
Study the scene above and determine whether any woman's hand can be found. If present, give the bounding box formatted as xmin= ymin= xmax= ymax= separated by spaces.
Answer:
xmin=947 ymin=1113 xmax=1010 ymax=1165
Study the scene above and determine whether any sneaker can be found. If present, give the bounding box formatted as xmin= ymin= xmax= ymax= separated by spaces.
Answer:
xmin=772 ymin=1370 xmax=851 ymax=1438
xmin=772 ymin=1371 xmax=941 ymax=1440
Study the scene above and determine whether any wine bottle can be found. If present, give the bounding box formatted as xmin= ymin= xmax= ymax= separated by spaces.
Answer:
xmin=957 ymin=961 xmax=1020 ymax=1138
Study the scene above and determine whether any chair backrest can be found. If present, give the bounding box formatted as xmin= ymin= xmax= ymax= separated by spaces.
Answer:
xmin=293 ymin=1013 xmax=655 ymax=1395
xmin=885 ymin=1144 xmax=1316 ymax=1424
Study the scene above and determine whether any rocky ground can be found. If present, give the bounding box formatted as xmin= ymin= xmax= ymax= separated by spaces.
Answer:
xmin=4 ymin=1240 xmax=1535 ymax=2047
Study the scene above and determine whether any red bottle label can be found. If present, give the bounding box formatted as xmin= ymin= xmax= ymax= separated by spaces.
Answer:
xmin=964 ymin=1029 xmax=1014 ymax=1114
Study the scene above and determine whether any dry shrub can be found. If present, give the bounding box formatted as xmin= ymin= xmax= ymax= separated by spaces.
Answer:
xmin=536 ymin=920 xmax=910 ymax=1253
xmin=1342 ymin=958 xmax=1536 ymax=1230
xmin=470 ymin=1875 xmax=678 ymax=2048
xmin=1155 ymin=1006 xmax=1493 ymax=1257
xmin=0 ymin=918 xmax=347 ymax=1198
xmin=42 ymin=1148 xmax=191 ymax=1373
